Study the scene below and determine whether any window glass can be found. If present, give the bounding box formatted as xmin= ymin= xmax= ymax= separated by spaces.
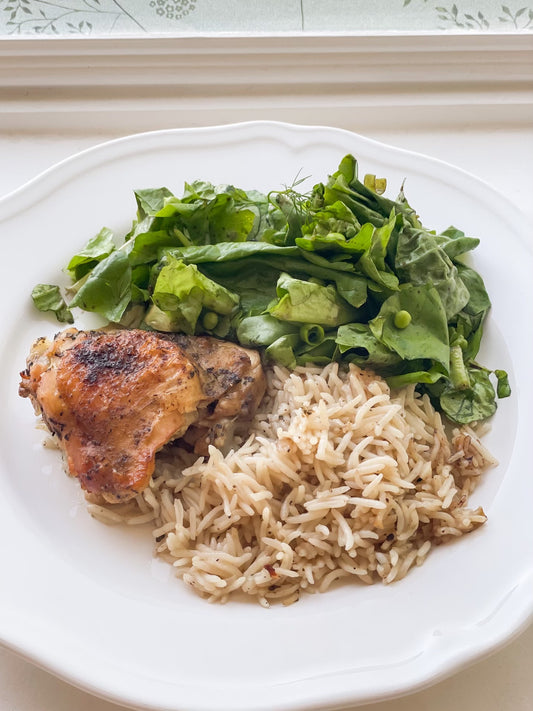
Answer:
xmin=1 ymin=0 xmax=531 ymax=36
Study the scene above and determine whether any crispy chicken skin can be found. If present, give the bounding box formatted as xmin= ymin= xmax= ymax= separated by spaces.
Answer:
xmin=19 ymin=328 xmax=266 ymax=502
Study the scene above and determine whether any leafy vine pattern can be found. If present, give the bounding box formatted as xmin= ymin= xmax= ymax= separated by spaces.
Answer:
xmin=0 ymin=0 xmax=531 ymax=35
xmin=0 ymin=0 xmax=199 ymax=34
xmin=403 ymin=1 xmax=533 ymax=29
xmin=1 ymin=0 xmax=143 ymax=34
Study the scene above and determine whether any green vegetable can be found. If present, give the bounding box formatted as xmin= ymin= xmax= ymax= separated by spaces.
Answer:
xmin=387 ymin=366 xmax=446 ymax=389
xmin=449 ymin=344 xmax=471 ymax=390
xmin=268 ymin=273 xmax=357 ymax=327
xmin=31 ymin=154 xmax=510 ymax=425
xmin=435 ymin=226 xmax=480 ymax=260
xmin=395 ymin=228 xmax=470 ymax=321
xmin=369 ymin=284 xmax=450 ymax=371
xmin=296 ymin=334 xmax=338 ymax=365
xmin=202 ymin=311 xmax=219 ymax=331
xmin=300 ymin=323 xmax=325 ymax=346
xmin=236 ymin=314 xmax=298 ymax=347
xmin=144 ymin=304 xmax=183 ymax=332
xmin=31 ymin=284 xmax=73 ymax=324
xmin=66 ymin=227 xmax=116 ymax=281
xmin=265 ymin=334 xmax=300 ymax=369
xmin=394 ymin=310 xmax=411 ymax=329
xmin=439 ymin=368 xmax=498 ymax=424
xmin=134 ymin=187 xmax=175 ymax=217
xmin=151 ymin=256 xmax=239 ymax=334
xmin=495 ymin=369 xmax=511 ymax=398
xmin=336 ymin=322 xmax=404 ymax=372
xmin=364 ymin=173 xmax=387 ymax=195
xmin=69 ymin=250 xmax=131 ymax=322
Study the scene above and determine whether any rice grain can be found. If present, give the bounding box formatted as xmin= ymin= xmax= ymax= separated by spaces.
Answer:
xmin=90 ymin=362 xmax=495 ymax=605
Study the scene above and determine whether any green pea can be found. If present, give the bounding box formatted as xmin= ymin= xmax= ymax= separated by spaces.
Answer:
xmin=394 ymin=310 xmax=412 ymax=329
xmin=202 ymin=311 xmax=219 ymax=330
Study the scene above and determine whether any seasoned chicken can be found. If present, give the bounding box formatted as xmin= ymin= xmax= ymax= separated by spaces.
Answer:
xmin=19 ymin=328 xmax=266 ymax=502
xmin=170 ymin=334 xmax=266 ymax=454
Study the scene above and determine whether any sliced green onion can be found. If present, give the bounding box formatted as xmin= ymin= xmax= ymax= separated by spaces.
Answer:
xmin=495 ymin=369 xmax=511 ymax=398
xmin=449 ymin=344 xmax=471 ymax=390
xmin=299 ymin=324 xmax=325 ymax=346
xmin=364 ymin=174 xmax=387 ymax=195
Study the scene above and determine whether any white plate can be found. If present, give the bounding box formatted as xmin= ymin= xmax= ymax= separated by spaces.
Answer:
xmin=0 ymin=121 xmax=532 ymax=711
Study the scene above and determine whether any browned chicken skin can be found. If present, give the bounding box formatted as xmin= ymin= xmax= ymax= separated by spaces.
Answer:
xmin=19 ymin=328 xmax=266 ymax=502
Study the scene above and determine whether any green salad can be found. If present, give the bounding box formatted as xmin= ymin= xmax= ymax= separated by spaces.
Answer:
xmin=32 ymin=154 xmax=510 ymax=425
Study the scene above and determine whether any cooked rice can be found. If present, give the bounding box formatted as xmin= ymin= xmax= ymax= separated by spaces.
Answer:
xmin=87 ymin=362 xmax=496 ymax=607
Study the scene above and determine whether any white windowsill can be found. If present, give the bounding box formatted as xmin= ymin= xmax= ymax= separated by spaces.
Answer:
xmin=0 ymin=33 xmax=531 ymax=133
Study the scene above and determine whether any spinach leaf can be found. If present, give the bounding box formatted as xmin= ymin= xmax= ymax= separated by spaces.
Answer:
xmin=435 ymin=226 xmax=480 ymax=260
xmin=126 ymin=229 xmax=188 ymax=267
xmin=336 ymin=322 xmax=404 ymax=371
xmin=295 ymin=200 xmax=363 ymax=254
xmin=395 ymin=228 xmax=470 ymax=321
xmin=456 ymin=263 xmax=491 ymax=317
xmin=369 ymin=283 xmax=450 ymax=371
xmin=168 ymin=242 xmax=300 ymax=264
xmin=176 ymin=249 xmax=369 ymax=311
xmin=134 ymin=187 xmax=175 ymax=219
xmin=323 ymin=154 xmax=420 ymax=229
xmin=236 ymin=314 xmax=299 ymax=347
xmin=296 ymin=334 xmax=339 ymax=365
xmin=387 ymin=366 xmax=446 ymax=388
xmin=439 ymin=368 xmax=497 ymax=424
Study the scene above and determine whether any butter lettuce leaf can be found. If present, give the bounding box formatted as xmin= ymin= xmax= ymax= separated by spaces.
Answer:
xmin=151 ymin=256 xmax=239 ymax=334
xmin=268 ymin=273 xmax=358 ymax=327
xmin=66 ymin=227 xmax=116 ymax=282
xmin=31 ymin=284 xmax=74 ymax=324
xmin=69 ymin=250 xmax=131 ymax=323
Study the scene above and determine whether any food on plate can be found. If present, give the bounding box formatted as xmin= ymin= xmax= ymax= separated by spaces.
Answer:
xmin=89 ymin=362 xmax=495 ymax=606
xmin=22 ymin=154 xmax=508 ymax=604
xmin=32 ymin=154 xmax=510 ymax=425
xmin=19 ymin=328 xmax=265 ymax=502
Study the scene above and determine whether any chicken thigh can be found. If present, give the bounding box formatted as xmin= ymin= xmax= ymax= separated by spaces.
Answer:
xmin=19 ymin=328 xmax=265 ymax=502
xmin=171 ymin=334 xmax=266 ymax=454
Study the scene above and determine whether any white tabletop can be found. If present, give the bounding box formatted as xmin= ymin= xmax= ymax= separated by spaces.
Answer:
xmin=1 ymin=126 xmax=532 ymax=711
